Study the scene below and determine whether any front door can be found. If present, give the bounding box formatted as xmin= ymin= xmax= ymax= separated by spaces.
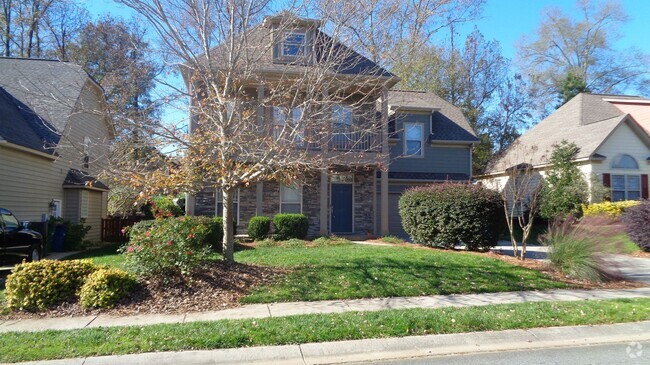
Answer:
xmin=331 ymin=183 xmax=353 ymax=233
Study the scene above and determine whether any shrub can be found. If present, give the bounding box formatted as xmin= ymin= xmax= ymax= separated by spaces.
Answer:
xmin=539 ymin=141 xmax=589 ymax=219
xmin=122 ymin=216 xmax=214 ymax=277
xmin=312 ymin=236 xmax=353 ymax=246
xmin=142 ymin=195 xmax=185 ymax=219
xmin=248 ymin=216 xmax=271 ymax=240
xmin=622 ymin=201 xmax=650 ymax=252
xmin=399 ymin=183 xmax=503 ymax=250
xmin=541 ymin=216 xmax=624 ymax=282
xmin=273 ymin=214 xmax=309 ymax=240
xmin=582 ymin=200 xmax=640 ymax=218
xmin=78 ymin=268 xmax=137 ymax=309
xmin=5 ymin=260 xmax=97 ymax=310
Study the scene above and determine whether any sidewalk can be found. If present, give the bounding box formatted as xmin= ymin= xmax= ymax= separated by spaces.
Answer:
xmin=2 ymin=287 xmax=650 ymax=333
xmin=8 ymin=320 xmax=650 ymax=365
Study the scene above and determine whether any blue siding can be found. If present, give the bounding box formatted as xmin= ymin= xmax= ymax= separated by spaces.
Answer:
xmin=388 ymin=113 xmax=471 ymax=175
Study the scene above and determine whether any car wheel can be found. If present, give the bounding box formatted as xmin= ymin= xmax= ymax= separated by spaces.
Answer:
xmin=29 ymin=246 xmax=41 ymax=262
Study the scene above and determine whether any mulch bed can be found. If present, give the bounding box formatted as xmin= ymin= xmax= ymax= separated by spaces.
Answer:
xmin=2 ymin=261 xmax=285 ymax=320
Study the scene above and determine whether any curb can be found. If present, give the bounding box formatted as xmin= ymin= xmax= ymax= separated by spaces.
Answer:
xmin=7 ymin=321 xmax=650 ymax=365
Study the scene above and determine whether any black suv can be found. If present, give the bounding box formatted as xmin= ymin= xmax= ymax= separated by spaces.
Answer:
xmin=0 ymin=208 xmax=44 ymax=264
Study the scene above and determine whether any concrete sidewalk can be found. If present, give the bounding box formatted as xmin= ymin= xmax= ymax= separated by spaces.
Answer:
xmin=2 ymin=287 xmax=650 ymax=333
xmin=8 ymin=320 xmax=650 ymax=365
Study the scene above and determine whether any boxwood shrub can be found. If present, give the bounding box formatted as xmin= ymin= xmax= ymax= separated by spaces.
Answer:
xmin=248 ymin=216 xmax=271 ymax=240
xmin=78 ymin=268 xmax=138 ymax=309
xmin=273 ymin=213 xmax=309 ymax=240
xmin=5 ymin=260 xmax=98 ymax=311
xmin=399 ymin=183 xmax=504 ymax=250
xmin=622 ymin=201 xmax=650 ymax=252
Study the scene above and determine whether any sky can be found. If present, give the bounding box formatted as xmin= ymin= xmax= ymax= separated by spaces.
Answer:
xmin=80 ymin=0 xmax=650 ymax=126
xmin=82 ymin=0 xmax=650 ymax=61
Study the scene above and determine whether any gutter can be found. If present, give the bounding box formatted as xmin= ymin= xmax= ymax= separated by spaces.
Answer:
xmin=0 ymin=140 xmax=57 ymax=160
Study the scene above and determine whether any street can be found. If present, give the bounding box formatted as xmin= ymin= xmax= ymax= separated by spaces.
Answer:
xmin=348 ymin=341 xmax=650 ymax=365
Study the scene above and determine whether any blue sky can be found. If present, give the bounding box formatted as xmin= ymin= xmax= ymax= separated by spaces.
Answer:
xmin=83 ymin=0 xmax=650 ymax=61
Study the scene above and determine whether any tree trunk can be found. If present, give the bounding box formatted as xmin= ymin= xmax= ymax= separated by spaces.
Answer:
xmin=222 ymin=186 xmax=235 ymax=262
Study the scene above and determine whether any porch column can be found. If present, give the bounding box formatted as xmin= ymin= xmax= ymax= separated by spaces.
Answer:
xmin=320 ymin=169 xmax=328 ymax=235
xmin=257 ymin=83 xmax=265 ymax=126
xmin=185 ymin=193 xmax=195 ymax=216
xmin=256 ymin=183 xmax=264 ymax=216
xmin=380 ymin=87 xmax=389 ymax=236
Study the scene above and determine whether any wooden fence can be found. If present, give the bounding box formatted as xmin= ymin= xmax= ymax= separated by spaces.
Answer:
xmin=101 ymin=218 xmax=143 ymax=242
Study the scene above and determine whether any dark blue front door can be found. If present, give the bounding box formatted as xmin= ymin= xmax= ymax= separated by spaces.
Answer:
xmin=331 ymin=183 xmax=353 ymax=233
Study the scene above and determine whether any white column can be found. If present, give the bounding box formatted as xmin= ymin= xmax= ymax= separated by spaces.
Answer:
xmin=380 ymin=87 xmax=389 ymax=236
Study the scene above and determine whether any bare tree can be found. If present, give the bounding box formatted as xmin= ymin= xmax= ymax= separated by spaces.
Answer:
xmin=486 ymin=143 xmax=543 ymax=260
xmin=517 ymin=0 xmax=650 ymax=113
xmin=113 ymin=0 xmax=399 ymax=262
xmin=42 ymin=0 xmax=89 ymax=60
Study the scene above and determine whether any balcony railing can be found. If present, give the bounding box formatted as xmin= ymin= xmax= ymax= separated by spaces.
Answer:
xmin=272 ymin=126 xmax=381 ymax=152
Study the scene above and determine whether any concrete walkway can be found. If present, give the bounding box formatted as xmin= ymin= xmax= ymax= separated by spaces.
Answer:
xmin=8 ymin=320 xmax=650 ymax=365
xmin=2 ymin=287 xmax=650 ymax=333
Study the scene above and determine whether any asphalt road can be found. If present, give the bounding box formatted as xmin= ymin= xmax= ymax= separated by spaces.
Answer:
xmin=347 ymin=341 xmax=650 ymax=365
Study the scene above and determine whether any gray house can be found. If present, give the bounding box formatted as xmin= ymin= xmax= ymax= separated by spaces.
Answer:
xmin=186 ymin=14 xmax=477 ymax=238
xmin=0 ymin=58 xmax=114 ymax=242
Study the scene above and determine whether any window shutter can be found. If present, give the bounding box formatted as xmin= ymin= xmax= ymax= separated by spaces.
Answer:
xmin=642 ymin=174 xmax=648 ymax=199
xmin=602 ymin=173 xmax=611 ymax=201
xmin=602 ymin=173 xmax=611 ymax=187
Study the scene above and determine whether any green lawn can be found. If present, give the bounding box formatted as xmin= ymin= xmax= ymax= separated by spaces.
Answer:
xmin=237 ymin=243 xmax=567 ymax=303
xmin=63 ymin=243 xmax=126 ymax=268
xmin=1 ymin=298 xmax=649 ymax=363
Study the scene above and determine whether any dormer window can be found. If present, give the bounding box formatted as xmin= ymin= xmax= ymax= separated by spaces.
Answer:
xmin=281 ymin=31 xmax=306 ymax=57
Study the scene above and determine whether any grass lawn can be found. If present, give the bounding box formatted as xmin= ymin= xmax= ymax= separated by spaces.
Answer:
xmin=237 ymin=243 xmax=567 ymax=303
xmin=1 ymin=298 xmax=649 ymax=363
xmin=63 ymin=243 xmax=126 ymax=268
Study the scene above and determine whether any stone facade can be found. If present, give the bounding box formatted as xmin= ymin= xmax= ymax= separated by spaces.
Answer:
xmin=192 ymin=169 xmax=376 ymax=238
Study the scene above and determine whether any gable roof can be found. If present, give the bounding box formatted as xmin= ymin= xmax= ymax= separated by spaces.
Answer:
xmin=485 ymin=93 xmax=650 ymax=174
xmin=0 ymin=57 xmax=93 ymax=132
xmin=199 ymin=14 xmax=397 ymax=83
xmin=388 ymin=90 xmax=479 ymax=143
xmin=0 ymin=86 xmax=60 ymax=154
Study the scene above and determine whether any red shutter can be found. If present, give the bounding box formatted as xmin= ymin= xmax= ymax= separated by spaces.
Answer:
xmin=602 ymin=173 xmax=611 ymax=201
xmin=642 ymin=174 xmax=648 ymax=199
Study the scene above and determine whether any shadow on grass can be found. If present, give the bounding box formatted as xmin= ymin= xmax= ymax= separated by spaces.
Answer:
xmin=64 ymin=243 xmax=123 ymax=260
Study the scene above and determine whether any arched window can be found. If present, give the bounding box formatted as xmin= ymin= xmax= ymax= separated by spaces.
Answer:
xmin=612 ymin=154 xmax=639 ymax=169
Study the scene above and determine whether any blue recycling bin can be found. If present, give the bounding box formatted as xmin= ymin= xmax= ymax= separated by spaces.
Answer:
xmin=52 ymin=224 xmax=67 ymax=252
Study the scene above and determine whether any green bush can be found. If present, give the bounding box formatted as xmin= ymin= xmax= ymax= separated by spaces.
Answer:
xmin=248 ymin=216 xmax=271 ymax=240
xmin=5 ymin=260 xmax=97 ymax=310
xmin=273 ymin=214 xmax=309 ymax=240
xmin=46 ymin=217 xmax=92 ymax=251
xmin=78 ymin=268 xmax=137 ymax=309
xmin=399 ymin=183 xmax=504 ymax=250
xmin=122 ymin=216 xmax=214 ymax=277
xmin=142 ymin=195 xmax=185 ymax=219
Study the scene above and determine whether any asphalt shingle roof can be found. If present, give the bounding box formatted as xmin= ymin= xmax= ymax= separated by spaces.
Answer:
xmin=485 ymin=93 xmax=650 ymax=174
xmin=63 ymin=168 xmax=110 ymax=191
xmin=0 ymin=86 xmax=60 ymax=154
xmin=388 ymin=90 xmax=479 ymax=142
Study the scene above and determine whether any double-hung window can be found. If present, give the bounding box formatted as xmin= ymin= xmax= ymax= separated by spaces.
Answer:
xmin=281 ymin=32 xmax=306 ymax=57
xmin=216 ymin=189 xmax=240 ymax=224
xmin=80 ymin=190 xmax=89 ymax=219
xmin=273 ymin=106 xmax=304 ymax=146
xmin=332 ymin=104 xmax=352 ymax=148
xmin=404 ymin=123 xmax=423 ymax=157
xmin=611 ymin=175 xmax=641 ymax=201
xmin=280 ymin=183 xmax=302 ymax=213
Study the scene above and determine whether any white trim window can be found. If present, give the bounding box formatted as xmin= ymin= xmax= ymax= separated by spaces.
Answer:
xmin=611 ymin=175 xmax=641 ymax=201
xmin=280 ymin=183 xmax=302 ymax=213
xmin=216 ymin=189 xmax=240 ymax=224
xmin=281 ymin=31 xmax=306 ymax=57
xmin=80 ymin=190 xmax=89 ymax=219
xmin=332 ymin=104 xmax=353 ymax=148
xmin=51 ymin=199 xmax=62 ymax=218
xmin=404 ymin=122 xmax=423 ymax=157
xmin=273 ymin=106 xmax=305 ymax=146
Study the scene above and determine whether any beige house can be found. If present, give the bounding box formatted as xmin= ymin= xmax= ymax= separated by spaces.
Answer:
xmin=0 ymin=58 xmax=114 ymax=242
xmin=481 ymin=93 xmax=650 ymax=203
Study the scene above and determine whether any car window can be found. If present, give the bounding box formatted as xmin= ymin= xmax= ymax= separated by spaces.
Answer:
xmin=1 ymin=213 xmax=19 ymax=230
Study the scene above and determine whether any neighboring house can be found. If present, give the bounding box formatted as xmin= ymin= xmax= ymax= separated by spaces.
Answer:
xmin=481 ymin=92 xmax=650 ymax=203
xmin=185 ymin=14 xmax=477 ymax=238
xmin=0 ymin=58 xmax=114 ymax=242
